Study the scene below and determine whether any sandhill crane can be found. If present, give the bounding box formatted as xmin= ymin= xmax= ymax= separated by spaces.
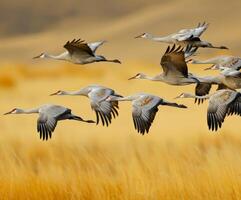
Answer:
xmin=128 ymin=45 xmax=200 ymax=86
xmin=50 ymin=85 xmax=122 ymax=127
xmin=135 ymin=22 xmax=228 ymax=49
xmin=189 ymin=56 xmax=241 ymax=70
xmin=107 ymin=93 xmax=187 ymax=134
xmin=187 ymin=72 xmax=241 ymax=105
xmin=175 ymin=89 xmax=241 ymax=131
xmin=4 ymin=104 xmax=95 ymax=140
xmin=135 ymin=22 xmax=208 ymax=43
xmin=33 ymin=39 xmax=121 ymax=65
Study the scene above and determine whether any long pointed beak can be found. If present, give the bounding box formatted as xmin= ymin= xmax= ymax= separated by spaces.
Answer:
xmin=4 ymin=111 xmax=12 ymax=115
xmin=204 ymin=65 xmax=215 ymax=71
xmin=128 ymin=75 xmax=137 ymax=80
xmin=50 ymin=91 xmax=58 ymax=96
xmin=33 ymin=53 xmax=43 ymax=59
xmin=174 ymin=95 xmax=180 ymax=99
xmin=134 ymin=34 xmax=143 ymax=39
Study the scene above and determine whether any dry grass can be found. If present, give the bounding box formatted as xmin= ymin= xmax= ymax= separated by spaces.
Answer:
xmin=0 ymin=133 xmax=241 ymax=199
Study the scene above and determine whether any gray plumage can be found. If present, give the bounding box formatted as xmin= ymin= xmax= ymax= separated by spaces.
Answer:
xmin=107 ymin=93 xmax=187 ymax=134
xmin=4 ymin=104 xmax=95 ymax=140
xmin=33 ymin=39 xmax=121 ymax=65
xmin=176 ymin=89 xmax=241 ymax=131
xmin=50 ymin=85 xmax=122 ymax=127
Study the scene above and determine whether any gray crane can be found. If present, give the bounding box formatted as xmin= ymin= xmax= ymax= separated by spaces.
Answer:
xmin=175 ymin=89 xmax=241 ymax=131
xmin=107 ymin=93 xmax=187 ymax=134
xmin=128 ymin=45 xmax=200 ymax=86
xmin=189 ymin=55 xmax=241 ymax=71
xmin=182 ymin=72 xmax=241 ymax=105
xmin=135 ymin=22 xmax=227 ymax=49
xmin=50 ymin=85 xmax=122 ymax=127
xmin=4 ymin=104 xmax=95 ymax=140
xmin=33 ymin=39 xmax=121 ymax=65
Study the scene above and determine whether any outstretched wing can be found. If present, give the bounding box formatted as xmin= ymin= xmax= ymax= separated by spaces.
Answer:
xmin=37 ymin=112 xmax=57 ymax=141
xmin=89 ymin=88 xmax=120 ymax=127
xmin=227 ymin=92 xmax=241 ymax=116
xmin=132 ymin=95 xmax=161 ymax=134
xmin=64 ymin=39 xmax=95 ymax=57
xmin=160 ymin=45 xmax=188 ymax=78
xmin=87 ymin=41 xmax=106 ymax=54
xmin=207 ymin=90 xmax=235 ymax=131
xmin=184 ymin=44 xmax=198 ymax=59
xmin=174 ymin=22 xmax=209 ymax=41
xmin=37 ymin=105 xmax=70 ymax=140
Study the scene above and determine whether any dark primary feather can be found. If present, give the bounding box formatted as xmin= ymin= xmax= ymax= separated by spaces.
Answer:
xmin=131 ymin=96 xmax=162 ymax=135
xmin=195 ymin=83 xmax=212 ymax=104
xmin=89 ymin=88 xmax=121 ymax=127
xmin=161 ymin=44 xmax=189 ymax=78
xmin=227 ymin=93 xmax=241 ymax=116
xmin=207 ymin=90 xmax=239 ymax=131
xmin=64 ymin=38 xmax=94 ymax=56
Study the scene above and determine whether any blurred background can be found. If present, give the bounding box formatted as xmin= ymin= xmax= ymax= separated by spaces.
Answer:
xmin=0 ymin=1 xmax=241 ymax=198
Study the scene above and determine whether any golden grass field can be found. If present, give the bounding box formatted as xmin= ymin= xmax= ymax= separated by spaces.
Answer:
xmin=0 ymin=0 xmax=241 ymax=199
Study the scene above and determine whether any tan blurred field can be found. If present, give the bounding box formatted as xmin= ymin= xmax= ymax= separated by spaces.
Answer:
xmin=0 ymin=0 xmax=241 ymax=199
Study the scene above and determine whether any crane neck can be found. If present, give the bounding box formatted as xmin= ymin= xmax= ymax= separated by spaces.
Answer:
xmin=192 ymin=57 xmax=222 ymax=64
xmin=61 ymin=89 xmax=89 ymax=96
xmin=140 ymin=74 xmax=164 ymax=81
xmin=17 ymin=108 xmax=39 ymax=114
xmin=182 ymin=93 xmax=211 ymax=100
xmin=44 ymin=52 xmax=69 ymax=60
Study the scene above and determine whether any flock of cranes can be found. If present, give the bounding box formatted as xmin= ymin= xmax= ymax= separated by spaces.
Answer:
xmin=4 ymin=22 xmax=241 ymax=140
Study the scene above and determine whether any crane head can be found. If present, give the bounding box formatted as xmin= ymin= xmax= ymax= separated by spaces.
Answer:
xmin=4 ymin=108 xmax=18 ymax=115
xmin=204 ymin=64 xmax=218 ymax=71
xmin=50 ymin=90 xmax=64 ymax=96
xmin=33 ymin=53 xmax=46 ymax=59
xmin=135 ymin=33 xmax=149 ymax=39
xmin=128 ymin=73 xmax=145 ymax=80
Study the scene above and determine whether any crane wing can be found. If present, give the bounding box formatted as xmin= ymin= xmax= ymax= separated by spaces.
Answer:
xmin=64 ymin=39 xmax=95 ymax=57
xmin=87 ymin=41 xmax=106 ymax=54
xmin=37 ymin=112 xmax=57 ymax=141
xmin=89 ymin=88 xmax=120 ymax=127
xmin=195 ymin=83 xmax=212 ymax=104
xmin=175 ymin=22 xmax=209 ymax=41
xmin=132 ymin=95 xmax=161 ymax=134
xmin=160 ymin=45 xmax=188 ymax=78
xmin=207 ymin=90 xmax=235 ymax=131
xmin=37 ymin=105 xmax=71 ymax=140
xmin=227 ymin=92 xmax=241 ymax=116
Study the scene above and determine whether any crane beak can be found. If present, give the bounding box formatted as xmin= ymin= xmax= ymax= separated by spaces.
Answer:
xmin=174 ymin=94 xmax=183 ymax=99
xmin=33 ymin=53 xmax=44 ymax=59
xmin=128 ymin=75 xmax=137 ymax=80
xmin=50 ymin=91 xmax=58 ymax=96
xmin=4 ymin=111 xmax=12 ymax=115
xmin=134 ymin=33 xmax=144 ymax=39
xmin=204 ymin=65 xmax=215 ymax=71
